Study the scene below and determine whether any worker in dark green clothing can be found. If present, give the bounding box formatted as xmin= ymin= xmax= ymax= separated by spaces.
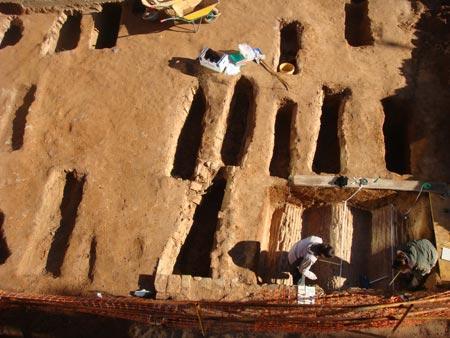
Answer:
xmin=393 ymin=239 xmax=438 ymax=289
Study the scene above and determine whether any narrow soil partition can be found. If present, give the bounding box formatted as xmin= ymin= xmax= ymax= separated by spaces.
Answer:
xmin=0 ymin=18 xmax=23 ymax=50
xmin=171 ymin=86 xmax=207 ymax=179
xmin=258 ymin=207 xmax=283 ymax=283
xmin=312 ymin=87 xmax=350 ymax=174
xmin=92 ymin=4 xmax=122 ymax=49
xmin=11 ymin=85 xmax=36 ymax=151
xmin=382 ymin=96 xmax=411 ymax=175
xmin=258 ymin=203 xmax=303 ymax=285
xmin=0 ymin=3 xmax=23 ymax=15
xmin=173 ymin=176 xmax=226 ymax=277
xmin=345 ymin=0 xmax=374 ymax=47
xmin=55 ymin=12 xmax=82 ymax=53
xmin=269 ymin=99 xmax=296 ymax=179
xmin=46 ymin=171 xmax=86 ymax=277
xmin=88 ymin=236 xmax=97 ymax=282
xmin=221 ymin=77 xmax=255 ymax=166
xmin=0 ymin=211 xmax=11 ymax=264
xmin=278 ymin=21 xmax=302 ymax=73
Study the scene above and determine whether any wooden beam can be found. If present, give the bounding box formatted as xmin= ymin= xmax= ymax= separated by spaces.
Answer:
xmin=289 ymin=175 xmax=448 ymax=194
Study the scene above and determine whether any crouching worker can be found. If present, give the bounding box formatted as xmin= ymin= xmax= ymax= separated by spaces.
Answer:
xmin=288 ymin=236 xmax=334 ymax=285
xmin=393 ymin=239 xmax=438 ymax=289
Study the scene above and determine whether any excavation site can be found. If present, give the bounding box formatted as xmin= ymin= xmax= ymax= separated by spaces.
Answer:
xmin=0 ymin=0 xmax=449 ymax=336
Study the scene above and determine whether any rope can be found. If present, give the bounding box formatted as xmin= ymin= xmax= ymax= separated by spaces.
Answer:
xmin=196 ymin=304 xmax=206 ymax=336
xmin=403 ymin=183 xmax=429 ymax=218
xmin=343 ymin=177 xmax=368 ymax=204
xmin=338 ymin=178 xmax=365 ymax=285
xmin=344 ymin=185 xmax=363 ymax=203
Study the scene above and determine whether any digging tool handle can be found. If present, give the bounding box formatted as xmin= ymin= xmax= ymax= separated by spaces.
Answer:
xmin=369 ymin=275 xmax=389 ymax=285
xmin=389 ymin=271 xmax=401 ymax=286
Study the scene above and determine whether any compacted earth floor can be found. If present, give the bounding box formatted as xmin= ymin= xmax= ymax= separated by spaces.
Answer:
xmin=0 ymin=0 xmax=449 ymax=305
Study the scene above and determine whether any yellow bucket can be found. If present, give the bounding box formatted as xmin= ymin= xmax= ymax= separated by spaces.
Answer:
xmin=279 ymin=62 xmax=295 ymax=75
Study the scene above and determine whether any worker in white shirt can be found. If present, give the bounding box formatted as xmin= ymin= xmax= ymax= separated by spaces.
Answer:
xmin=288 ymin=236 xmax=334 ymax=285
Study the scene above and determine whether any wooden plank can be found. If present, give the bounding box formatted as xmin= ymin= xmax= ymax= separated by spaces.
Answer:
xmin=370 ymin=205 xmax=396 ymax=290
xmin=429 ymin=193 xmax=450 ymax=282
xmin=290 ymin=175 xmax=448 ymax=194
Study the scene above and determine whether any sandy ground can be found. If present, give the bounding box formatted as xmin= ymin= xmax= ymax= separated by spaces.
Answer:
xmin=0 ymin=0 xmax=449 ymax=305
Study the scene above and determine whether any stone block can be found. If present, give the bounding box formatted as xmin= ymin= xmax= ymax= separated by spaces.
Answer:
xmin=192 ymin=277 xmax=216 ymax=301
xmin=191 ymin=195 xmax=202 ymax=205
xmin=166 ymin=274 xmax=182 ymax=298
xmin=154 ymin=274 xmax=168 ymax=293
xmin=155 ymin=292 xmax=170 ymax=300
xmin=207 ymin=278 xmax=230 ymax=300
xmin=189 ymin=181 xmax=203 ymax=192
xmin=180 ymin=274 xmax=193 ymax=299
xmin=224 ymin=280 xmax=248 ymax=301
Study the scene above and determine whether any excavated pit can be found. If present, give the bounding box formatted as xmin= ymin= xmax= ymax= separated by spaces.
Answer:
xmin=382 ymin=96 xmax=411 ymax=175
xmin=88 ymin=236 xmax=97 ymax=282
xmin=345 ymin=0 xmax=374 ymax=47
xmin=45 ymin=171 xmax=86 ymax=277
xmin=0 ymin=3 xmax=24 ymax=15
xmin=11 ymin=85 xmax=36 ymax=151
xmin=0 ymin=211 xmax=10 ymax=265
xmin=278 ymin=21 xmax=302 ymax=73
xmin=257 ymin=203 xmax=302 ymax=284
xmin=171 ymin=86 xmax=207 ymax=180
xmin=92 ymin=3 xmax=122 ymax=49
xmin=269 ymin=99 xmax=296 ymax=179
xmin=0 ymin=18 xmax=23 ymax=50
xmin=253 ymin=186 xmax=435 ymax=292
xmin=221 ymin=77 xmax=256 ymax=166
xmin=312 ymin=87 xmax=350 ymax=174
xmin=300 ymin=204 xmax=373 ymax=291
xmin=55 ymin=12 xmax=82 ymax=53
xmin=173 ymin=175 xmax=226 ymax=277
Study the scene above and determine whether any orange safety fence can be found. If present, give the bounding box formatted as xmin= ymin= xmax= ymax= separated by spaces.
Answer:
xmin=1 ymin=290 xmax=449 ymax=333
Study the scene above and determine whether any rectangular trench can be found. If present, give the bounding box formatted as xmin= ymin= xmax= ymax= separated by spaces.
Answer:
xmin=173 ymin=176 xmax=226 ymax=277
xmin=92 ymin=3 xmax=122 ymax=49
xmin=345 ymin=0 xmax=374 ymax=47
xmin=46 ymin=171 xmax=86 ymax=277
xmin=87 ymin=235 xmax=97 ymax=282
xmin=171 ymin=86 xmax=207 ymax=180
xmin=251 ymin=188 xmax=435 ymax=291
xmin=0 ymin=17 xmax=23 ymax=49
xmin=382 ymin=96 xmax=411 ymax=175
xmin=221 ymin=77 xmax=256 ymax=166
xmin=269 ymin=99 xmax=296 ymax=179
xmin=55 ymin=12 xmax=82 ymax=53
xmin=312 ymin=87 xmax=350 ymax=174
xmin=268 ymin=203 xmax=378 ymax=290
xmin=0 ymin=211 xmax=11 ymax=264
xmin=0 ymin=3 xmax=24 ymax=15
xmin=278 ymin=21 xmax=303 ymax=74
xmin=11 ymin=85 xmax=36 ymax=151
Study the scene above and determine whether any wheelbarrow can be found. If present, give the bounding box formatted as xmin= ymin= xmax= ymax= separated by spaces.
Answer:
xmin=141 ymin=0 xmax=220 ymax=32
